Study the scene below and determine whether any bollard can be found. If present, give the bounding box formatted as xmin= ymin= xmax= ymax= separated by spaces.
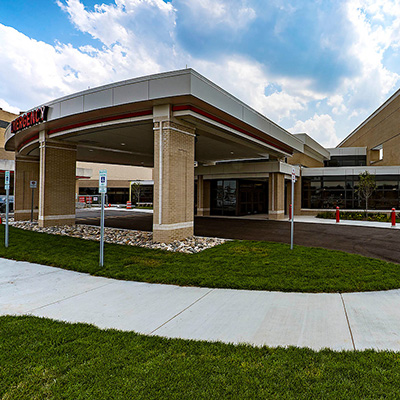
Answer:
xmin=391 ymin=208 xmax=396 ymax=227
xmin=336 ymin=206 xmax=340 ymax=223
xmin=127 ymin=201 xmax=132 ymax=209
xmin=289 ymin=204 xmax=292 ymax=221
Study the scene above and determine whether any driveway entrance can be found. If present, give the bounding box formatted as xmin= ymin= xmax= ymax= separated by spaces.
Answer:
xmin=76 ymin=209 xmax=400 ymax=264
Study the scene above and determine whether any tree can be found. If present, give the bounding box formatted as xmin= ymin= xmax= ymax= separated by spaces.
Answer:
xmin=131 ymin=182 xmax=142 ymax=205
xmin=356 ymin=171 xmax=376 ymax=218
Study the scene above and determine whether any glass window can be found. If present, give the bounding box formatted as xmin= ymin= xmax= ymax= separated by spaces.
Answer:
xmin=302 ymin=174 xmax=400 ymax=210
xmin=324 ymin=155 xmax=366 ymax=167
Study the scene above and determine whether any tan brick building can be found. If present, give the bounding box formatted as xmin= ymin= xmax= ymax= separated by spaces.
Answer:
xmin=301 ymin=89 xmax=400 ymax=213
xmin=5 ymin=69 xmax=400 ymax=242
xmin=5 ymin=69 xmax=312 ymax=242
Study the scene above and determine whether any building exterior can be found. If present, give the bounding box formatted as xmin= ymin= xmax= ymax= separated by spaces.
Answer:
xmin=0 ymin=109 xmax=18 ymax=193
xmin=4 ymin=69 xmax=311 ymax=242
xmin=301 ymin=88 xmax=400 ymax=213
xmin=4 ymin=69 xmax=400 ymax=242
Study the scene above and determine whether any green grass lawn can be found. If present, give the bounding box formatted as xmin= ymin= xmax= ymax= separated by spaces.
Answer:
xmin=0 ymin=225 xmax=399 ymax=293
xmin=1 ymin=316 xmax=400 ymax=399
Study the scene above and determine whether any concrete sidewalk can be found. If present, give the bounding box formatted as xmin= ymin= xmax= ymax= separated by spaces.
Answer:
xmin=1 ymin=258 xmax=400 ymax=352
xmin=292 ymin=215 xmax=400 ymax=230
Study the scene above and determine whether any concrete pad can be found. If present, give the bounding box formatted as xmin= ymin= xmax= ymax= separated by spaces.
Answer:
xmin=30 ymin=280 xmax=212 ymax=333
xmin=293 ymin=216 xmax=400 ymax=230
xmin=342 ymin=290 xmax=400 ymax=351
xmin=0 ymin=267 xmax=111 ymax=315
xmin=0 ymin=258 xmax=57 ymax=285
xmin=153 ymin=289 xmax=353 ymax=351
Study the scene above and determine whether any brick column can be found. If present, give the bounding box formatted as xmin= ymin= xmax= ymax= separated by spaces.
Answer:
xmin=39 ymin=136 xmax=77 ymax=227
xmin=153 ymin=106 xmax=195 ymax=243
xmin=14 ymin=155 xmax=39 ymax=221
xmin=196 ymin=176 xmax=210 ymax=216
xmin=268 ymin=172 xmax=285 ymax=220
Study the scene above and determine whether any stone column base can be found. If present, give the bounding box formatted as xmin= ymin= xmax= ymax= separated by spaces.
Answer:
xmin=153 ymin=223 xmax=193 ymax=243
xmin=14 ymin=210 xmax=39 ymax=221
xmin=268 ymin=211 xmax=285 ymax=220
xmin=197 ymin=208 xmax=211 ymax=216
xmin=38 ymin=215 xmax=76 ymax=228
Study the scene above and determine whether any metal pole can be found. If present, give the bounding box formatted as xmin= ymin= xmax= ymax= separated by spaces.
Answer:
xmin=31 ymin=188 xmax=34 ymax=222
xmin=5 ymin=187 xmax=9 ymax=248
xmin=290 ymin=178 xmax=294 ymax=250
xmin=100 ymin=191 xmax=105 ymax=266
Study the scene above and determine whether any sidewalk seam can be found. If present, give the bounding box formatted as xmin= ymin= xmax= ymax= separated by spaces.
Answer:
xmin=149 ymin=289 xmax=214 ymax=335
xmin=340 ymin=293 xmax=356 ymax=350
xmin=26 ymin=282 xmax=114 ymax=314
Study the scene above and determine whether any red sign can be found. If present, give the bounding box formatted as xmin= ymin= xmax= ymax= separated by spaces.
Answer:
xmin=79 ymin=196 xmax=85 ymax=203
xmin=11 ymin=106 xmax=48 ymax=134
xmin=86 ymin=196 xmax=92 ymax=204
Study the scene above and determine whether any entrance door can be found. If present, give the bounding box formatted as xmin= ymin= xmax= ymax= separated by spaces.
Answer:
xmin=238 ymin=180 xmax=268 ymax=215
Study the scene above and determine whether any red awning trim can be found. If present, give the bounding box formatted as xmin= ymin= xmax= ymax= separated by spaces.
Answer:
xmin=18 ymin=134 xmax=39 ymax=151
xmin=172 ymin=105 xmax=293 ymax=154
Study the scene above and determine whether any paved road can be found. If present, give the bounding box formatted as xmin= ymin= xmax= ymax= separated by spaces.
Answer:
xmin=2 ymin=257 xmax=400 ymax=351
xmin=77 ymin=209 xmax=400 ymax=264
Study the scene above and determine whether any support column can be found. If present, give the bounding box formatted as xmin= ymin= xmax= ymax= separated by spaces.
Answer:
xmin=14 ymin=155 xmax=39 ymax=221
xmin=294 ymin=175 xmax=302 ymax=215
xmin=268 ymin=172 xmax=285 ymax=220
xmin=196 ymin=175 xmax=210 ymax=216
xmin=75 ymin=179 xmax=80 ymax=199
xmin=153 ymin=105 xmax=195 ymax=243
xmin=39 ymin=134 xmax=77 ymax=227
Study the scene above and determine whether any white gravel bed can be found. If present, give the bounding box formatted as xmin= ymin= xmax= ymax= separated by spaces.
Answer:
xmin=10 ymin=221 xmax=227 ymax=254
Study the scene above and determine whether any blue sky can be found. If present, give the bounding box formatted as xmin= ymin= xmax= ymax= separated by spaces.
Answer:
xmin=1 ymin=0 xmax=400 ymax=147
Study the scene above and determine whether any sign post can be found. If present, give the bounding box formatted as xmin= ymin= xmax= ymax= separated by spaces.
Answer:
xmin=291 ymin=167 xmax=295 ymax=250
xmin=5 ymin=171 xmax=10 ymax=248
xmin=99 ymin=169 xmax=107 ymax=267
xmin=30 ymin=180 xmax=37 ymax=222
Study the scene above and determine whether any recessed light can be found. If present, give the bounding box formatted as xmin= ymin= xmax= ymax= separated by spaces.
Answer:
xmin=89 ymin=149 xmax=94 ymax=152
xmin=121 ymin=143 xmax=126 ymax=146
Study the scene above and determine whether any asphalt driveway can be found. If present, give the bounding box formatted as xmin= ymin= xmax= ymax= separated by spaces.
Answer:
xmin=76 ymin=209 xmax=400 ymax=264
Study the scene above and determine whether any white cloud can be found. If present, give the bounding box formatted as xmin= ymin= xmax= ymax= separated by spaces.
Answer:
xmin=175 ymin=0 xmax=256 ymax=30
xmin=328 ymin=95 xmax=347 ymax=115
xmin=0 ymin=24 xmax=129 ymax=110
xmin=340 ymin=0 xmax=400 ymax=112
xmin=192 ymin=56 xmax=322 ymax=123
xmin=2 ymin=0 xmax=400 ymax=149
xmin=0 ymin=99 xmax=20 ymax=115
xmin=289 ymin=114 xmax=339 ymax=148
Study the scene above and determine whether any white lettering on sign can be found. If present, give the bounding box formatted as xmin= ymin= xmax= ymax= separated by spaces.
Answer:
xmin=99 ymin=169 xmax=107 ymax=193
xmin=5 ymin=171 xmax=10 ymax=190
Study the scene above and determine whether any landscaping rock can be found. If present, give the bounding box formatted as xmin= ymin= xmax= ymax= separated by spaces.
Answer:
xmin=10 ymin=221 xmax=227 ymax=254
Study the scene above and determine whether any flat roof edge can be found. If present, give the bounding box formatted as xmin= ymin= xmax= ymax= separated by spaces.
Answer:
xmin=338 ymin=87 xmax=400 ymax=147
